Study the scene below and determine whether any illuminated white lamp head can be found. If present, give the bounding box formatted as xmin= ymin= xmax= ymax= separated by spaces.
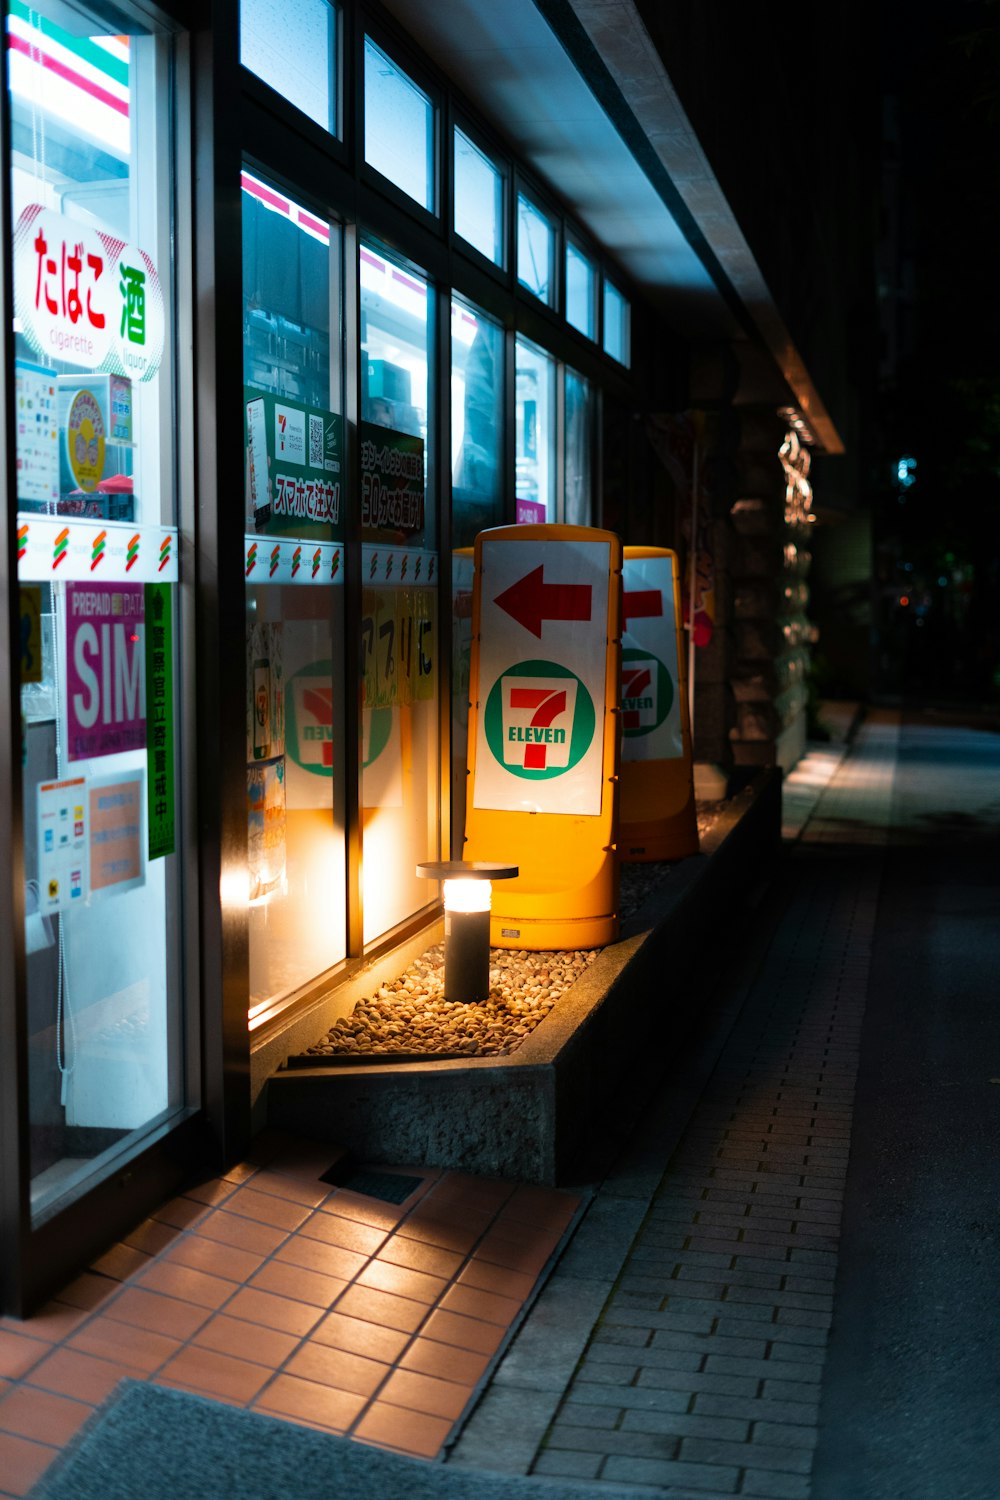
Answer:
xmin=416 ymin=860 xmax=519 ymax=1004
xmin=443 ymin=878 xmax=492 ymax=914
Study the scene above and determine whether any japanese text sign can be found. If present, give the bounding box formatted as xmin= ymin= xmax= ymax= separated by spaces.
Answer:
xmin=14 ymin=205 xmax=164 ymax=381
xmin=360 ymin=421 xmax=425 ymax=539
xmin=144 ymin=584 xmax=175 ymax=859
xmin=245 ymin=387 xmax=344 ymax=541
xmin=89 ymin=774 xmax=145 ymax=898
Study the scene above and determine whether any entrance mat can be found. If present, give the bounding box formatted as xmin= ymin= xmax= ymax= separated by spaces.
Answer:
xmin=33 ymin=1381 xmax=644 ymax=1500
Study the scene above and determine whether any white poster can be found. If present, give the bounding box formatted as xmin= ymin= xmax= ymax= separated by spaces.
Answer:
xmin=38 ymin=776 xmax=89 ymax=913
xmin=473 ymin=537 xmax=611 ymax=816
xmin=621 ymin=553 xmax=684 ymax=763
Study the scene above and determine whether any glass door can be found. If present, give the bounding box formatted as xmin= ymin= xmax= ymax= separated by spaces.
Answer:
xmin=359 ymin=242 xmax=440 ymax=943
xmin=8 ymin=1 xmax=188 ymax=1224
xmin=242 ymin=170 xmax=348 ymax=1020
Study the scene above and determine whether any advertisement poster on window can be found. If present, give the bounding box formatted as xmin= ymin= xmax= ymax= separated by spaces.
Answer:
xmin=515 ymin=498 xmax=546 ymax=526
xmin=247 ymin=619 xmax=286 ymax=898
xmin=246 ymin=620 xmax=285 ymax=762
xmin=89 ymin=772 xmax=145 ymax=898
xmin=362 ymin=587 xmax=436 ymax=709
xmin=15 ymin=359 xmax=59 ymax=505
xmin=37 ymin=776 xmax=89 ymax=913
xmin=64 ymin=582 xmax=146 ymax=760
xmin=360 ymin=421 xmax=424 ymax=540
xmin=247 ymin=759 xmax=286 ymax=902
xmin=145 ymin=583 xmax=175 ymax=859
xmin=20 ymin=585 xmax=43 ymax=684
xmin=282 ymin=620 xmax=337 ymax=812
xmin=244 ymin=387 xmax=343 ymax=540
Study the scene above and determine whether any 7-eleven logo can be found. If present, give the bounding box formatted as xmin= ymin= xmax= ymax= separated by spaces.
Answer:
xmin=501 ymin=675 xmax=577 ymax=772
xmin=621 ymin=658 xmax=657 ymax=733
xmin=291 ymin=679 xmax=334 ymax=771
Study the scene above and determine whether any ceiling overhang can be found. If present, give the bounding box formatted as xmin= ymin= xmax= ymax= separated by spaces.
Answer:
xmin=380 ymin=0 xmax=844 ymax=453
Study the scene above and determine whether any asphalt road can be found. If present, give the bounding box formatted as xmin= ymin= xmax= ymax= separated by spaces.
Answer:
xmin=813 ymin=712 xmax=1000 ymax=1500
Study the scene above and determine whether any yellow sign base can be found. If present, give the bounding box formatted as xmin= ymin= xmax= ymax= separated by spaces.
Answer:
xmin=619 ymin=758 xmax=699 ymax=861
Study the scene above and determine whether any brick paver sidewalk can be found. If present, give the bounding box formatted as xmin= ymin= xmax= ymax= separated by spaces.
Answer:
xmin=453 ymin=714 xmax=899 ymax=1497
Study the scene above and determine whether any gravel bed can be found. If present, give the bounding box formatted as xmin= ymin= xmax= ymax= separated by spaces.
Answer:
xmin=301 ymin=945 xmax=600 ymax=1060
xmin=296 ymin=801 xmax=726 ymax=1065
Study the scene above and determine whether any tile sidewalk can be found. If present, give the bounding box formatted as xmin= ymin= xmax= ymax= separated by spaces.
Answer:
xmin=0 ymin=1142 xmax=581 ymax=1497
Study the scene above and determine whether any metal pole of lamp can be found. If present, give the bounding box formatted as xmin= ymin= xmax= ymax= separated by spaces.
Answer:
xmin=416 ymin=860 xmax=519 ymax=1003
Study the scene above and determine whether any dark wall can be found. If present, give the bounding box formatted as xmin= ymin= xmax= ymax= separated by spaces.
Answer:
xmin=635 ymin=2 xmax=880 ymax=507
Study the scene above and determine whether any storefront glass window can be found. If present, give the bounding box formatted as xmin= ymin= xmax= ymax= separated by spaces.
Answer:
xmin=566 ymin=242 xmax=595 ymax=340
xmin=565 ymin=368 xmax=593 ymax=526
xmin=517 ymin=194 xmax=553 ymax=305
xmin=603 ymin=278 xmax=630 ymax=366
xmin=242 ymin=171 xmax=347 ymax=1018
xmin=360 ymin=244 xmax=439 ymax=943
xmin=451 ymin=297 xmax=502 ymax=852
xmin=241 ymin=0 xmax=337 ymax=135
xmin=364 ymin=38 xmax=434 ymax=213
xmin=451 ymin=298 xmax=502 ymax=549
xmin=515 ymin=337 xmax=555 ymax=524
xmin=9 ymin=2 xmax=185 ymax=1220
xmin=454 ymin=129 xmax=502 ymax=266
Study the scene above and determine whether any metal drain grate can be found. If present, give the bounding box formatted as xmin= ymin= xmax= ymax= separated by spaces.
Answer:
xmin=319 ymin=1166 xmax=424 ymax=1203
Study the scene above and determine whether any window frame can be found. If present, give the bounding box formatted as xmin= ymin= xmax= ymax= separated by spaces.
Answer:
xmin=359 ymin=23 xmax=442 ymax=230
xmin=451 ymin=115 xmax=508 ymax=275
xmin=565 ymin=234 xmax=597 ymax=343
xmin=515 ymin=186 xmax=558 ymax=311
xmin=602 ymin=273 xmax=631 ymax=368
xmin=240 ymin=0 xmax=343 ymax=146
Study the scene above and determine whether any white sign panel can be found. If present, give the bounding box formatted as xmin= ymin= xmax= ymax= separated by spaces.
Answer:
xmin=17 ymin=514 xmax=178 ymax=583
xmin=275 ymin=402 xmax=306 ymax=464
xmin=473 ymin=537 xmax=611 ymax=815
xmin=621 ymin=553 xmax=683 ymax=762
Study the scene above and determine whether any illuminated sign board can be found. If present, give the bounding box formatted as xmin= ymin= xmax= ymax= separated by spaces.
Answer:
xmin=14 ymin=205 xmax=165 ymax=380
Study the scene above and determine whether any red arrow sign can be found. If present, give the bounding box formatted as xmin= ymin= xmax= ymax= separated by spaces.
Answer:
xmin=494 ymin=565 xmax=592 ymax=637
xmin=623 ymin=589 xmax=663 ymax=624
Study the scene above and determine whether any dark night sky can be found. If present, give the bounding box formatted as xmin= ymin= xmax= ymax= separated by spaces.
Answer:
xmin=869 ymin=2 xmax=1000 ymax=698
xmin=886 ymin=1 xmax=1000 ymax=375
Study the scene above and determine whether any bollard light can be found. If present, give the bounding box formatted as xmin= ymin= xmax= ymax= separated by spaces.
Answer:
xmin=416 ymin=860 xmax=518 ymax=1003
